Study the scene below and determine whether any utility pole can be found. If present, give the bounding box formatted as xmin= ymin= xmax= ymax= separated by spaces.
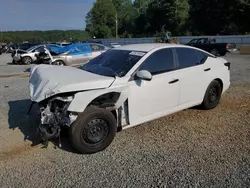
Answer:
xmin=115 ymin=12 xmax=118 ymax=39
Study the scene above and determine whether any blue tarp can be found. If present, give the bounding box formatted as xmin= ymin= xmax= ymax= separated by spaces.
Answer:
xmin=50 ymin=43 xmax=92 ymax=56
xmin=47 ymin=44 xmax=63 ymax=52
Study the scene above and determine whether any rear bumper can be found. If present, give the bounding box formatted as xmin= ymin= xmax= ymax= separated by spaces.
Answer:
xmin=227 ymin=48 xmax=238 ymax=53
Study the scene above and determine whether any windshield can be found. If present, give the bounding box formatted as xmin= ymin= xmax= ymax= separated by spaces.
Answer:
xmin=26 ymin=45 xmax=41 ymax=52
xmin=81 ymin=49 xmax=146 ymax=77
xmin=188 ymin=39 xmax=198 ymax=44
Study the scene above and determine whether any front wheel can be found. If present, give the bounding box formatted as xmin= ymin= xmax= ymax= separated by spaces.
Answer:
xmin=22 ymin=56 xmax=32 ymax=64
xmin=69 ymin=106 xmax=117 ymax=154
xmin=201 ymin=80 xmax=222 ymax=110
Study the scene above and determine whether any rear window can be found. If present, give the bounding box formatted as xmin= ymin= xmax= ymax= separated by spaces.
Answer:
xmin=176 ymin=48 xmax=199 ymax=69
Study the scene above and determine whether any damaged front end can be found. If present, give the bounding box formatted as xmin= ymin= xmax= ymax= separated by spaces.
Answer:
xmin=28 ymin=95 xmax=78 ymax=146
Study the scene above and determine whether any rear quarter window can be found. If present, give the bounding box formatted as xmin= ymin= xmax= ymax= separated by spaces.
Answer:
xmin=197 ymin=50 xmax=208 ymax=64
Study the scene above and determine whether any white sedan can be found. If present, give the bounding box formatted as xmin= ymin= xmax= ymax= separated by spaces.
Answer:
xmin=29 ymin=43 xmax=230 ymax=154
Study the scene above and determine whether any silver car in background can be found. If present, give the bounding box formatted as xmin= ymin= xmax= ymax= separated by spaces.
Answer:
xmin=51 ymin=43 xmax=109 ymax=66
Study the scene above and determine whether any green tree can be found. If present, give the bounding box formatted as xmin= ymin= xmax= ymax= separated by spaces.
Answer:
xmin=188 ymin=0 xmax=249 ymax=35
xmin=146 ymin=0 xmax=189 ymax=35
xmin=134 ymin=0 xmax=151 ymax=13
xmin=133 ymin=0 xmax=152 ymax=36
xmin=86 ymin=0 xmax=116 ymax=38
xmin=112 ymin=0 xmax=137 ymax=37
xmin=236 ymin=0 xmax=250 ymax=33
xmin=0 ymin=30 xmax=90 ymax=43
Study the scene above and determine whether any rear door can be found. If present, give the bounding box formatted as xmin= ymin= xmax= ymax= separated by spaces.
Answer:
xmin=174 ymin=47 xmax=208 ymax=109
xmin=71 ymin=44 xmax=92 ymax=65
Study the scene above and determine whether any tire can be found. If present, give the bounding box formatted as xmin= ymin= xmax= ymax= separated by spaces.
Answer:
xmin=220 ymin=52 xmax=227 ymax=56
xmin=201 ymin=80 xmax=222 ymax=110
xmin=69 ymin=106 xmax=117 ymax=154
xmin=22 ymin=56 xmax=32 ymax=65
xmin=52 ymin=60 xmax=65 ymax=66
xmin=210 ymin=48 xmax=218 ymax=56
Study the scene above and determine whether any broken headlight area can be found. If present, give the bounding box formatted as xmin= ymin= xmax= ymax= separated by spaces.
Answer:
xmin=30 ymin=96 xmax=78 ymax=146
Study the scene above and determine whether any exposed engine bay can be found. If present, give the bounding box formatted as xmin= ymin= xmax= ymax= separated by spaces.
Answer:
xmin=28 ymin=92 xmax=129 ymax=147
xmin=30 ymin=95 xmax=78 ymax=145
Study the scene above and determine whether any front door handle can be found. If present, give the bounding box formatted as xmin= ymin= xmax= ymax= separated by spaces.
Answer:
xmin=169 ymin=79 xmax=179 ymax=84
xmin=204 ymin=68 xmax=211 ymax=72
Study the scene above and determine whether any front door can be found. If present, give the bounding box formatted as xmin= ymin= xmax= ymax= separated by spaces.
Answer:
xmin=127 ymin=48 xmax=180 ymax=126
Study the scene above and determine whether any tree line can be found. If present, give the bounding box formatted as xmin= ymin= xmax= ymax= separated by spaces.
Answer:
xmin=86 ymin=0 xmax=250 ymax=38
xmin=1 ymin=0 xmax=249 ymax=42
xmin=0 ymin=30 xmax=90 ymax=43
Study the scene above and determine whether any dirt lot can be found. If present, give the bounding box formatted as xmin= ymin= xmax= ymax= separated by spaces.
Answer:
xmin=0 ymin=53 xmax=250 ymax=187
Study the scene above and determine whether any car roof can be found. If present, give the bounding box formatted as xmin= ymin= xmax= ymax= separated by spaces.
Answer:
xmin=114 ymin=43 xmax=187 ymax=52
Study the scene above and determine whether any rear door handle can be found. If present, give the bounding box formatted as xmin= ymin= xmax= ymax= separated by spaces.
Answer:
xmin=169 ymin=79 xmax=179 ymax=84
xmin=204 ymin=68 xmax=211 ymax=72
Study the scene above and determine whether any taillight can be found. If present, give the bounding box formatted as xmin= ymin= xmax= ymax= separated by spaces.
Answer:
xmin=224 ymin=62 xmax=231 ymax=70
xmin=226 ymin=43 xmax=229 ymax=49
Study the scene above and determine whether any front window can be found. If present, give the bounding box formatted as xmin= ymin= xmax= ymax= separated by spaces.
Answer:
xmin=139 ymin=48 xmax=174 ymax=75
xmin=81 ymin=49 xmax=146 ymax=77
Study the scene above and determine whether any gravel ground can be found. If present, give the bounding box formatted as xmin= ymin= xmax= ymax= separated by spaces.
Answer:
xmin=0 ymin=53 xmax=250 ymax=187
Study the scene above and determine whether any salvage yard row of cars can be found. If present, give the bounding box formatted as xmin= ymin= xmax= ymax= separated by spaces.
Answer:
xmin=28 ymin=43 xmax=231 ymax=154
xmin=1 ymin=37 xmax=236 ymax=66
xmin=11 ymin=43 xmax=109 ymax=65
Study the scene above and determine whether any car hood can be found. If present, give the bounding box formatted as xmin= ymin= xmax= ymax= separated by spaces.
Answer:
xmin=29 ymin=65 xmax=115 ymax=102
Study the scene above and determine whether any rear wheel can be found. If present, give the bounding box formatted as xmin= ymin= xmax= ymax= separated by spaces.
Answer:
xmin=52 ymin=60 xmax=65 ymax=66
xmin=201 ymin=80 xmax=222 ymax=110
xmin=220 ymin=52 xmax=227 ymax=56
xmin=69 ymin=106 xmax=117 ymax=154
xmin=22 ymin=56 xmax=32 ymax=64
xmin=210 ymin=48 xmax=218 ymax=56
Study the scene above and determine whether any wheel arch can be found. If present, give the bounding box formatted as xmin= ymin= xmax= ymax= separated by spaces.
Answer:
xmin=87 ymin=92 xmax=121 ymax=108
xmin=214 ymin=78 xmax=223 ymax=91
xmin=202 ymin=78 xmax=224 ymax=101
xmin=67 ymin=86 xmax=129 ymax=113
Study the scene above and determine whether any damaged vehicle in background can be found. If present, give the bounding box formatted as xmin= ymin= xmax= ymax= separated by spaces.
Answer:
xmin=12 ymin=44 xmax=62 ymax=64
xmin=110 ymin=43 xmax=122 ymax=48
xmin=0 ymin=43 xmax=17 ymax=54
xmin=46 ymin=43 xmax=109 ymax=66
xmin=28 ymin=44 xmax=230 ymax=154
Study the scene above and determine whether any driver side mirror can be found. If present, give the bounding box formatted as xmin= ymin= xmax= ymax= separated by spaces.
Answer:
xmin=136 ymin=70 xmax=152 ymax=81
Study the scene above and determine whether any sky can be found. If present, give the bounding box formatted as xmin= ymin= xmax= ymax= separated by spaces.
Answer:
xmin=0 ymin=0 xmax=96 ymax=31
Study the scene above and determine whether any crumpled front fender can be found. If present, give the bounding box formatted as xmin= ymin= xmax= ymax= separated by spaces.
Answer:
xmin=67 ymin=86 xmax=129 ymax=113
